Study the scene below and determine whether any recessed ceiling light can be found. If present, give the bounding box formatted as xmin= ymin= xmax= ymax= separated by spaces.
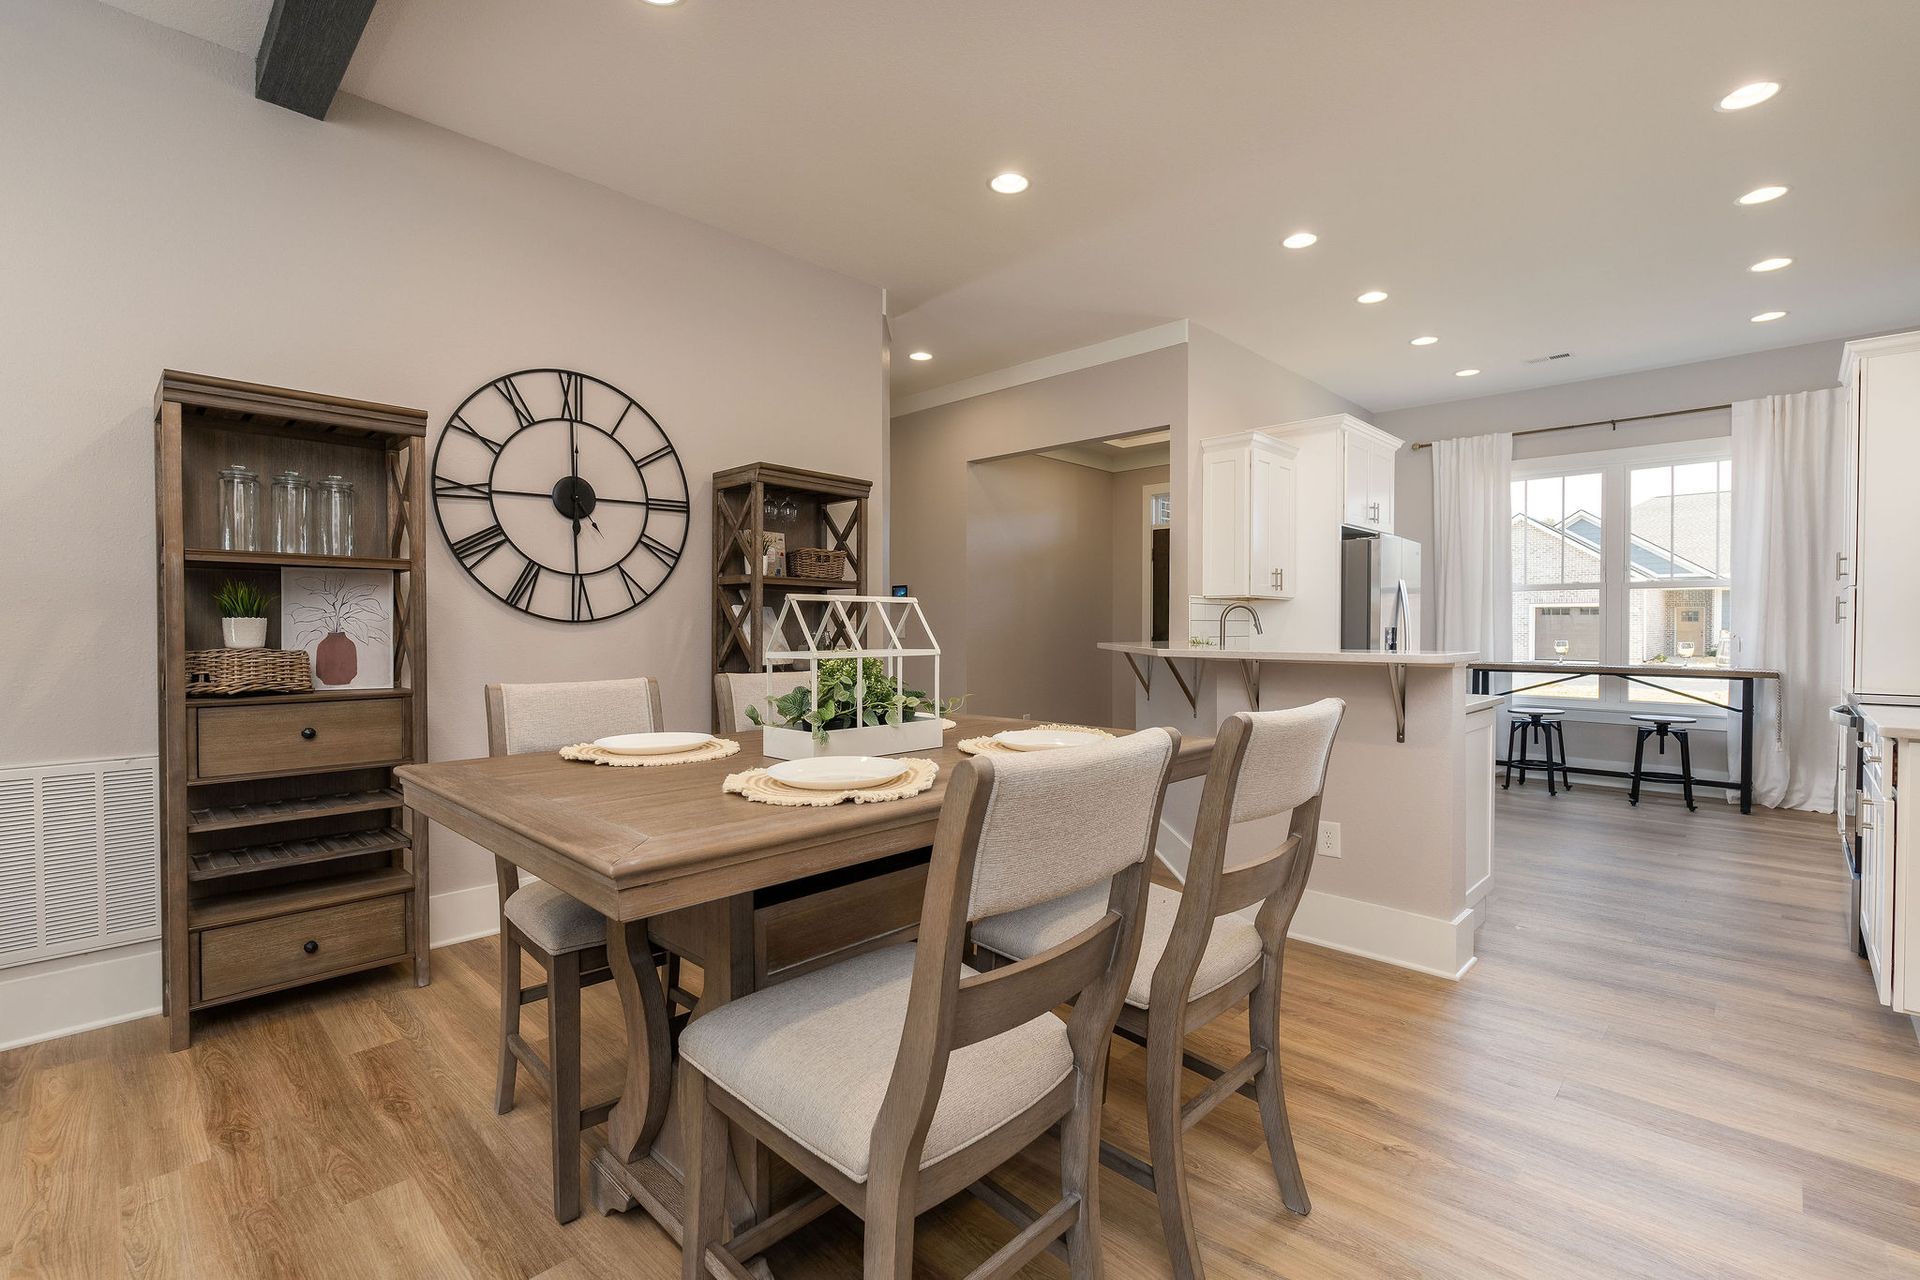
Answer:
xmin=1750 ymin=256 xmax=1793 ymax=272
xmin=640 ymin=0 xmax=682 ymax=7
xmin=1281 ymin=231 xmax=1318 ymax=249
xmin=1738 ymin=184 xmax=1789 ymax=205
xmin=1717 ymin=81 xmax=1780 ymax=112
xmin=1356 ymin=290 xmax=1389 ymax=305
xmin=989 ymin=172 xmax=1030 ymax=195
xmin=908 ymin=351 xmax=933 ymax=361
xmin=1410 ymin=335 xmax=1439 ymax=346
xmin=1750 ymin=310 xmax=1788 ymax=323
xmin=1455 ymin=368 xmax=1481 ymax=377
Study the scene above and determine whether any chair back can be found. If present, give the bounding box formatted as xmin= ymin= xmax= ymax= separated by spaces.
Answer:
xmin=1151 ymin=700 xmax=1342 ymax=1009
xmin=481 ymin=677 xmax=665 ymax=907
xmin=869 ymin=728 xmax=1178 ymax=1181
xmin=714 ymin=671 xmax=785 ymax=733
xmin=483 ymin=677 xmax=665 ymax=757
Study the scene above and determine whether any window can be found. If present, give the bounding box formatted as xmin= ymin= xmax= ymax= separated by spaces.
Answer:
xmin=1509 ymin=443 xmax=1733 ymax=712
xmin=1149 ymin=490 xmax=1172 ymax=527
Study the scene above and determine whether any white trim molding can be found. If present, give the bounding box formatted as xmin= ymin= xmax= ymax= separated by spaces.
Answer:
xmin=1289 ymin=892 xmax=1479 ymax=980
xmin=891 ymin=321 xmax=1189 ymax=418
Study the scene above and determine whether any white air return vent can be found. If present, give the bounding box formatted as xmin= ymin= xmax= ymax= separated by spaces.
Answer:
xmin=1525 ymin=352 xmax=1574 ymax=365
xmin=0 ymin=757 xmax=159 ymax=969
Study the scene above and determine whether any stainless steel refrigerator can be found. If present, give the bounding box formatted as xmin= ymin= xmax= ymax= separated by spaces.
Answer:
xmin=1341 ymin=533 xmax=1422 ymax=653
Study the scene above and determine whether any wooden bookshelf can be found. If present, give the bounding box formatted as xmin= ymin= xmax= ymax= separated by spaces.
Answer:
xmin=710 ymin=463 xmax=872 ymax=722
xmin=154 ymin=371 xmax=431 ymax=1050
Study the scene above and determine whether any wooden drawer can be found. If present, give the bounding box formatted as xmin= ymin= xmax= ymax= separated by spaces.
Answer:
xmin=756 ymin=861 xmax=928 ymax=986
xmin=194 ymin=698 xmax=408 ymax=780
xmin=198 ymin=893 xmax=408 ymax=1003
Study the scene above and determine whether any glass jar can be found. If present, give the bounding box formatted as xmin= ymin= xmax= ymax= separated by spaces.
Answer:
xmin=271 ymin=470 xmax=311 ymax=554
xmin=217 ymin=464 xmax=259 ymax=551
xmin=314 ymin=475 xmax=354 ymax=555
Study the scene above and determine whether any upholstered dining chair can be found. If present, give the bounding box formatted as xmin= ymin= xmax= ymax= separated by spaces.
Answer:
xmin=972 ymin=699 xmax=1344 ymax=1279
xmin=483 ymin=677 xmax=680 ymax=1223
xmin=677 ymin=728 xmax=1180 ymax=1279
xmin=713 ymin=670 xmax=785 ymax=733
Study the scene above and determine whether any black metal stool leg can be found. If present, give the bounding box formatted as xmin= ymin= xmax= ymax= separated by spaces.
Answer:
xmin=1543 ymin=719 xmax=1558 ymax=797
xmin=1553 ymin=722 xmax=1573 ymax=791
xmin=1503 ymin=718 xmax=1520 ymax=789
xmin=1629 ymin=728 xmax=1649 ymax=805
xmin=1677 ymin=730 xmax=1696 ymax=811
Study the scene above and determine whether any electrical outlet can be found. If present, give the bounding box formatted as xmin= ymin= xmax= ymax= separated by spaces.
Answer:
xmin=1317 ymin=820 xmax=1342 ymax=858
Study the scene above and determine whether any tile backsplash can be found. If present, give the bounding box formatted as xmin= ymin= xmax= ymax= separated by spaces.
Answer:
xmin=1187 ymin=597 xmax=1260 ymax=650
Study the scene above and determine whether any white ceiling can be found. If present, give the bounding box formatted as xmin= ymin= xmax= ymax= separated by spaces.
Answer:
xmin=102 ymin=0 xmax=1920 ymax=412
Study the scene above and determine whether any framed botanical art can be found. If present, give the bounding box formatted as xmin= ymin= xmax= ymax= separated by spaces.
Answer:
xmin=281 ymin=568 xmax=394 ymax=690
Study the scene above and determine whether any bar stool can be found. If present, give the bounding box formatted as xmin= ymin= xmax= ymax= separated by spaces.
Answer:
xmin=1503 ymin=708 xmax=1573 ymax=795
xmin=1629 ymin=714 xmax=1697 ymax=811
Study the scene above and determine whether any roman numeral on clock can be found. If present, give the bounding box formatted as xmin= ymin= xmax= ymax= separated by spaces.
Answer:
xmin=618 ymin=564 xmax=651 ymax=605
xmin=640 ymin=533 xmax=680 ymax=569
xmin=558 ymin=371 xmax=585 ymax=421
xmin=448 ymin=414 xmax=502 ymax=455
xmin=451 ymin=523 xmax=509 ymax=568
xmin=570 ymin=575 xmax=593 ymax=622
xmin=506 ymin=561 xmax=540 ymax=610
xmin=633 ymin=444 xmax=675 ymax=468
xmin=645 ymin=497 xmax=689 ymax=514
xmin=493 ymin=376 xmax=536 ymax=428
xmin=433 ymin=478 xmax=491 ymax=502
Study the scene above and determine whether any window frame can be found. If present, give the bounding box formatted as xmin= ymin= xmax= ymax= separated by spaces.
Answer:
xmin=1509 ymin=438 xmax=1733 ymax=720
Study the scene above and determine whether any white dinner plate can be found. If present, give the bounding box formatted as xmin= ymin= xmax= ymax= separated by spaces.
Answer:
xmin=992 ymin=728 xmax=1106 ymax=752
xmin=592 ymin=732 xmax=715 ymax=756
xmin=766 ymin=756 xmax=910 ymax=791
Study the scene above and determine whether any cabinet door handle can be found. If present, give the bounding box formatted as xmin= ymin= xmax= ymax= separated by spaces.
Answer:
xmin=303 ymin=939 xmax=320 ymax=954
xmin=1836 ymin=551 xmax=1851 ymax=580
xmin=1835 ymin=596 xmax=1849 ymax=624
xmin=1277 ymin=568 xmax=1284 ymax=590
xmin=300 ymin=726 xmax=317 ymax=740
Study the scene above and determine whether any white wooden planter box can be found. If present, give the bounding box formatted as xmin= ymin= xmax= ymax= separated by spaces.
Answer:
xmin=760 ymin=717 xmax=944 ymax=761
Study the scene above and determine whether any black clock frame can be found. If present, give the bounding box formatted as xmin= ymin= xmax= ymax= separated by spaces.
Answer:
xmin=430 ymin=367 xmax=689 ymax=623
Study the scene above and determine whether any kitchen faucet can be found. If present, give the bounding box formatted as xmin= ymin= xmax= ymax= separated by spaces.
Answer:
xmin=1218 ymin=602 xmax=1263 ymax=649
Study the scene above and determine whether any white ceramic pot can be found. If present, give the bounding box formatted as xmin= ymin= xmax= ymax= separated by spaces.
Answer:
xmin=222 ymin=616 xmax=268 ymax=648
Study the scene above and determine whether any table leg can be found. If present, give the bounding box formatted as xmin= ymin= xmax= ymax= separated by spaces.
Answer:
xmin=592 ymin=895 xmax=772 ymax=1255
xmin=1740 ymin=677 xmax=1755 ymax=815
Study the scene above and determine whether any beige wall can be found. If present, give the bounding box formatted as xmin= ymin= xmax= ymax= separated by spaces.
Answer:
xmin=889 ymin=345 xmax=1186 ymax=704
xmin=0 ymin=2 xmax=884 ymax=906
xmin=964 ymin=456 xmax=1116 ymax=724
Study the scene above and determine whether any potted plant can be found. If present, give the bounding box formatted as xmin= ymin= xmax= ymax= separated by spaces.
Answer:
xmin=213 ymin=580 xmax=273 ymax=648
xmin=746 ymin=656 xmax=965 ymax=758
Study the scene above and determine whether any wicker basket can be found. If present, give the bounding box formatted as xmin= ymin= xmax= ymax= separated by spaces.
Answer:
xmin=186 ymin=648 xmax=313 ymax=697
xmin=788 ymin=547 xmax=849 ymax=581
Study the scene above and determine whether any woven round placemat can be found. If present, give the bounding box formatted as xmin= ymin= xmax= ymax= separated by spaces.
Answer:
xmin=724 ymin=757 xmax=938 ymax=807
xmin=956 ymin=723 xmax=1116 ymax=756
xmin=559 ymin=737 xmax=742 ymax=767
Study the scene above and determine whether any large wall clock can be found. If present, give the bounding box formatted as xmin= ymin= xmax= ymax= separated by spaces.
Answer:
xmin=431 ymin=368 xmax=690 ymax=622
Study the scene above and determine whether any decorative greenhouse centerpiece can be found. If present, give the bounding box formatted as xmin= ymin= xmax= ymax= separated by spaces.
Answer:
xmin=746 ymin=595 xmax=953 ymax=760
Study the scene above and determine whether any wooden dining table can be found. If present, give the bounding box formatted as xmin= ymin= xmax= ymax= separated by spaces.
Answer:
xmin=395 ymin=714 xmax=1214 ymax=1254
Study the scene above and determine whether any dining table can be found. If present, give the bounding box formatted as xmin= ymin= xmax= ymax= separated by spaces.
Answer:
xmin=395 ymin=713 xmax=1214 ymax=1256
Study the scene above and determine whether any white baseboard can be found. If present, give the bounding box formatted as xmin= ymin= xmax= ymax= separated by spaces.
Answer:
xmin=1288 ymin=891 xmax=1477 ymax=980
xmin=1 ymin=883 xmax=504 ymax=1054
xmin=1157 ymin=818 xmax=1474 ymax=980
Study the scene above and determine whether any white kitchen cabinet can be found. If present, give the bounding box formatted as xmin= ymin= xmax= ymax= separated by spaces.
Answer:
xmin=1200 ymin=431 xmax=1298 ymax=599
xmin=1337 ymin=420 xmax=1403 ymax=532
xmin=1841 ymin=332 xmax=1920 ymax=700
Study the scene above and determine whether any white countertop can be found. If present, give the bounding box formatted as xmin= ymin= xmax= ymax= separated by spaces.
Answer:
xmin=1100 ymin=641 xmax=1479 ymax=668
xmin=1465 ymin=694 xmax=1505 ymax=715
xmin=1856 ymin=698 xmax=1920 ymax=740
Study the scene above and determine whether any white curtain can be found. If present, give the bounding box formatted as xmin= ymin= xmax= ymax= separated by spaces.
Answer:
xmin=1729 ymin=389 xmax=1849 ymax=811
xmin=1431 ymin=432 xmax=1514 ymax=658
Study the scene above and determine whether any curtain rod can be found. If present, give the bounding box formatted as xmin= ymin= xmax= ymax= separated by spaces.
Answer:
xmin=1408 ymin=402 xmax=1733 ymax=450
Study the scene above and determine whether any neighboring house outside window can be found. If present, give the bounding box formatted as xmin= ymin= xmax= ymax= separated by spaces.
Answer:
xmin=1509 ymin=443 xmax=1733 ymax=713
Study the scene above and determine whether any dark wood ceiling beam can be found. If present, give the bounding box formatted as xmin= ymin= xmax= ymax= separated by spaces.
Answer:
xmin=254 ymin=0 xmax=379 ymax=120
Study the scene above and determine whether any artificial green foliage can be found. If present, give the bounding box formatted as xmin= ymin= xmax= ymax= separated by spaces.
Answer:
xmin=213 ymin=579 xmax=274 ymax=619
xmin=742 ymin=656 xmax=968 ymax=744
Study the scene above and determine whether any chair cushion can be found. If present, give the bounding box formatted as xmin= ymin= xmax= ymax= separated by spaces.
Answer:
xmin=504 ymin=880 xmax=606 ymax=954
xmin=973 ymin=883 xmax=1262 ymax=1011
xmin=677 ymin=945 xmax=1072 ymax=1183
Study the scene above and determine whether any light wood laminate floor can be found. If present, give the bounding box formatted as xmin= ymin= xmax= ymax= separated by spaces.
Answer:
xmin=5 ymin=787 xmax=1919 ymax=1278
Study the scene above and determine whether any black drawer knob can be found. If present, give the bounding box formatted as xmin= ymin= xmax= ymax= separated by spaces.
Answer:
xmin=303 ymin=939 xmax=319 ymax=954
xmin=300 ymin=727 xmax=317 ymax=740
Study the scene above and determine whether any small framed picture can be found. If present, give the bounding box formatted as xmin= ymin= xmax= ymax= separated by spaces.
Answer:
xmin=282 ymin=568 xmax=394 ymax=690
xmin=891 ymin=584 xmax=910 ymax=597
